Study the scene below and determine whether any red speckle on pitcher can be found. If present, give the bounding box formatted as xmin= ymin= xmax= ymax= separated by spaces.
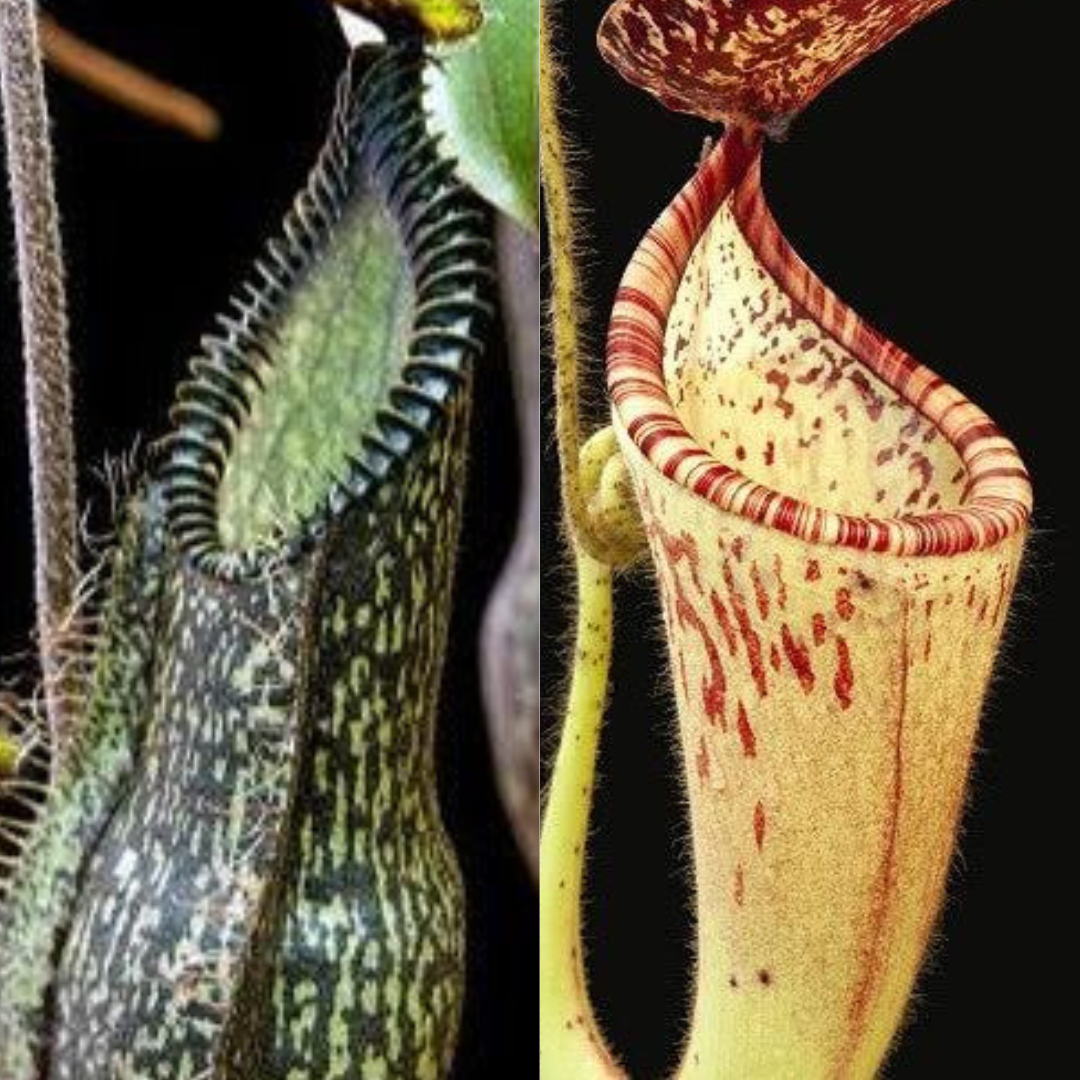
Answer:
xmin=835 ymin=588 xmax=855 ymax=621
xmin=736 ymin=701 xmax=757 ymax=759
xmin=724 ymin=562 xmax=768 ymax=698
xmin=834 ymin=637 xmax=854 ymax=710
xmin=696 ymin=735 xmax=710 ymax=782
xmin=780 ymin=624 xmax=814 ymax=693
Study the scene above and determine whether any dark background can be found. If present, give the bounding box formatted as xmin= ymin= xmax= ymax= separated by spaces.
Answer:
xmin=0 ymin=0 xmax=534 ymax=1074
xmin=543 ymin=1 xmax=1073 ymax=1076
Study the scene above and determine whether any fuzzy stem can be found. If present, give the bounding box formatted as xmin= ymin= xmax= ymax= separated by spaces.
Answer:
xmin=0 ymin=0 xmax=79 ymax=751
xmin=540 ymin=3 xmax=613 ymax=563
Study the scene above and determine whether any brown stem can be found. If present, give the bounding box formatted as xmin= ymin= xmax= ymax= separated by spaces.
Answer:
xmin=0 ymin=0 xmax=78 ymax=753
xmin=39 ymin=14 xmax=221 ymax=141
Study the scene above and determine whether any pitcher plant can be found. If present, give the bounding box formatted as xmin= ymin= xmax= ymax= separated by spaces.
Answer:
xmin=540 ymin=1 xmax=1032 ymax=1077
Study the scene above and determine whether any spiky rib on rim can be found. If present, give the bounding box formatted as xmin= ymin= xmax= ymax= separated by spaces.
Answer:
xmin=161 ymin=38 xmax=494 ymax=582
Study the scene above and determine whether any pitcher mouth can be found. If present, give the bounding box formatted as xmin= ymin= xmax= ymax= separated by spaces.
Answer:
xmin=158 ymin=42 xmax=492 ymax=582
xmin=606 ymin=128 xmax=1032 ymax=558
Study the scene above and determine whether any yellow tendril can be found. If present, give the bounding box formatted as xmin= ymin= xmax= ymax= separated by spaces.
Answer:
xmin=539 ymin=549 xmax=624 ymax=1078
xmin=540 ymin=4 xmax=645 ymax=1076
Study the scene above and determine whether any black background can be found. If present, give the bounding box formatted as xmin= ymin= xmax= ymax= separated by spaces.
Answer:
xmin=0 ymin=0 xmax=534 ymax=1074
xmin=543 ymin=1 xmax=1074 ymax=1076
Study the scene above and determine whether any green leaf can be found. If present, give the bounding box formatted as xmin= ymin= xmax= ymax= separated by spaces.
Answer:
xmin=427 ymin=0 xmax=538 ymax=231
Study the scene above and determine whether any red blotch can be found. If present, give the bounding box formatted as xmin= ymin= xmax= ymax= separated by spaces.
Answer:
xmin=835 ymin=588 xmax=855 ymax=621
xmin=696 ymin=735 xmax=710 ymax=782
xmin=967 ymin=582 xmax=976 ymax=608
xmin=774 ymin=555 xmax=788 ymax=610
xmin=750 ymin=563 xmax=770 ymax=620
xmin=753 ymin=802 xmax=766 ymax=850
xmin=769 ymin=642 xmax=781 ymax=672
xmin=909 ymin=451 xmax=934 ymax=495
xmin=834 ymin=637 xmax=854 ymax=710
xmin=765 ymin=369 xmax=794 ymax=418
xmin=812 ymin=612 xmax=827 ymax=646
xmin=723 ymin=563 xmax=768 ymax=698
xmin=731 ymin=537 xmax=746 ymax=562
xmin=649 ymin=514 xmax=726 ymax=726
xmin=764 ymin=440 xmax=775 ymax=466
xmin=734 ymin=864 xmax=745 ymax=906
xmin=735 ymin=445 xmax=747 ymax=461
xmin=658 ymin=528 xmax=703 ymax=592
xmin=709 ymin=590 xmax=739 ymax=656
xmin=780 ymin=624 xmax=815 ymax=692
xmin=805 ymin=559 xmax=822 ymax=582
xmin=736 ymin=701 xmax=757 ymax=759
xmin=848 ymin=370 xmax=885 ymax=421
xmin=674 ymin=591 xmax=726 ymax=728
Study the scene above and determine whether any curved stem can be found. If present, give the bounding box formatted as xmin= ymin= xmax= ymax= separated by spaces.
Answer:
xmin=0 ymin=0 xmax=79 ymax=751
xmin=539 ymin=546 xmax=623 ymax=1077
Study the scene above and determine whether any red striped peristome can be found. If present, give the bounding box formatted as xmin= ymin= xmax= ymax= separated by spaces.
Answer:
xmin=606 ymin=128 xmax=1032 ymax=558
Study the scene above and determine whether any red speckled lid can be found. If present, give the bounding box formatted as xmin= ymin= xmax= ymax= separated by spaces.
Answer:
xmin=598 ymin=0 xmax=956 ymax=126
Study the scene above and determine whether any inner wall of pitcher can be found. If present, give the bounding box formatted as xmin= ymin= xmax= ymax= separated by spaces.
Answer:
xmin=662 ymin=196 xmax=967 ymax=519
